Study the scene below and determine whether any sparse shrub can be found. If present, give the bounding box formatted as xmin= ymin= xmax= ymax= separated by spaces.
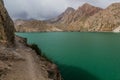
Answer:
xmin=29 ymin=44 xmax=53 ymax=63
xmin=29 ymin=44 xmax=42 ymax=56
xmin=41 ymin=53 xmax=53 ymax=63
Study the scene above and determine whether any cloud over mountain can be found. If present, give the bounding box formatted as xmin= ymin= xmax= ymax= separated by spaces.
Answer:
xmin=3 ymin=0 xmax=120 ymax=20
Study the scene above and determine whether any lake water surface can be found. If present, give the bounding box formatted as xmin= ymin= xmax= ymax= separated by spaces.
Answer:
xmin=16 ymin=32 xmax=120 ymax=80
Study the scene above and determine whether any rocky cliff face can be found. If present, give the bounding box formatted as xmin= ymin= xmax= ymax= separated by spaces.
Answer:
xmin=0 ymin=0 xmax=15 ymax=46
xmin=84 ymin=3 xmax=120 ymax=32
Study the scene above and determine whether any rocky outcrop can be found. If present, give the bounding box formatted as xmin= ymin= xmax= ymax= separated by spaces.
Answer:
xmin=84 ymin=3 xmax=120 ymax=32
xmin=0 ymin=0 xmax=15 ymax=46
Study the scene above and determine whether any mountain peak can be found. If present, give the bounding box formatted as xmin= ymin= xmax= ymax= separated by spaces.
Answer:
xmin=66 ymin=7 xmax=75 ymax=10
xmin=64 ymin=7 xmax=75 ymax=13
xmin=82 ymin=3 xmax=93 ymax=7
xmin=76 ymin=3 xmax=102 ymax=15
xmin=77 ymin=3 xmax=100 ymax=11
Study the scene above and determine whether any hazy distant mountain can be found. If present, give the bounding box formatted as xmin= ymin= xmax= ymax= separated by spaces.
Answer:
xmin=14 ymin=19 xmax=62 ymax=32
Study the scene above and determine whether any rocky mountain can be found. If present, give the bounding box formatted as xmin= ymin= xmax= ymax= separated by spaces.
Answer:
xmin=14 ymin=3 xmax=120 ymax=32
xmin=69 ymin=3 xmax=102 ymax=23
xmin=14 ymin=19 xmax=62 ymax=32
xmin=66 ymin=3 xmax=103 ymax=31
xmin=50 ymin=3 xmax=120 ymax=32
xmin=47 ymin=3 xmax=102 ymax=31
xmin=0 ymin=0 xmax=62 ymax=80
xmin=0 ymin=0 xmax=15 ymax=46
xmin=84 ymin=3 xmax=120 ymax=32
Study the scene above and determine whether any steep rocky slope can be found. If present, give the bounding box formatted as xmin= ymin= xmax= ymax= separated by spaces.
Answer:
xmin=84 ymin=3 xmax=120 ymax=32
xmin=14 ymin=19 xmax=62 ymax=32
xmin=0 ymin=0 xmax=15 ymax=46
xmin=69 ymin=3 xmax=102 ymax=24
xmin=0 ymin=0 xmax=62 ymax=80
xmin=67 ymin=3 xmax=102 ymax=31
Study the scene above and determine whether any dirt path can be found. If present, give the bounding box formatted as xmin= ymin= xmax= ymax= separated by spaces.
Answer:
xmin=2 ymin=39 xmax=49 ymax=80
xmin=26 ymin=52 xmax=38 ymax=80
xmin=25 ymin=49 xmax=47 ymax=80
xmin=0 ymin=37 xmax=62 ymax=80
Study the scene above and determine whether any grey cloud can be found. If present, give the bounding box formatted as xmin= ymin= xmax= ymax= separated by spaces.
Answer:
xmin=3 ymin=0 xmax=120 ymax=20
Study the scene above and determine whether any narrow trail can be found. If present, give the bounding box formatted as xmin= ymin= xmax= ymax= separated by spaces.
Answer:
xmin=25 ymin=49 xmax=46 ymax=80
xmin=26 ymin=52 xmax=38 ymax=80
xmin=17 ymin=45 xmax=48 ymax=80
xmin=2 ymin=38 xmax=49 ymax=80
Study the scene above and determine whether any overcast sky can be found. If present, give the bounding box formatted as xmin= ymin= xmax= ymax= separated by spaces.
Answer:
xmin=3 ymin=0 xmax=120 ymax=20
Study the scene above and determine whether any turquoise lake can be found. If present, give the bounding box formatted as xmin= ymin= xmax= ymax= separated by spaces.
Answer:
xmin=16 ymin=32 xmax=120 ymax=80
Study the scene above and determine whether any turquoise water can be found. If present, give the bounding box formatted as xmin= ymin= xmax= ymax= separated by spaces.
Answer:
xmin=16 ymin=32 xmax=120 ymax=80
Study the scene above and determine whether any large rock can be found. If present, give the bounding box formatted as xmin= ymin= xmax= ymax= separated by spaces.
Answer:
xmin=0 ymin=0 xmax=15 ymax=46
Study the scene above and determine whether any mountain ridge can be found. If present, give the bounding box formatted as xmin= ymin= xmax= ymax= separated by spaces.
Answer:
xmin=14 ymin=2 xmax=120 ymax=32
